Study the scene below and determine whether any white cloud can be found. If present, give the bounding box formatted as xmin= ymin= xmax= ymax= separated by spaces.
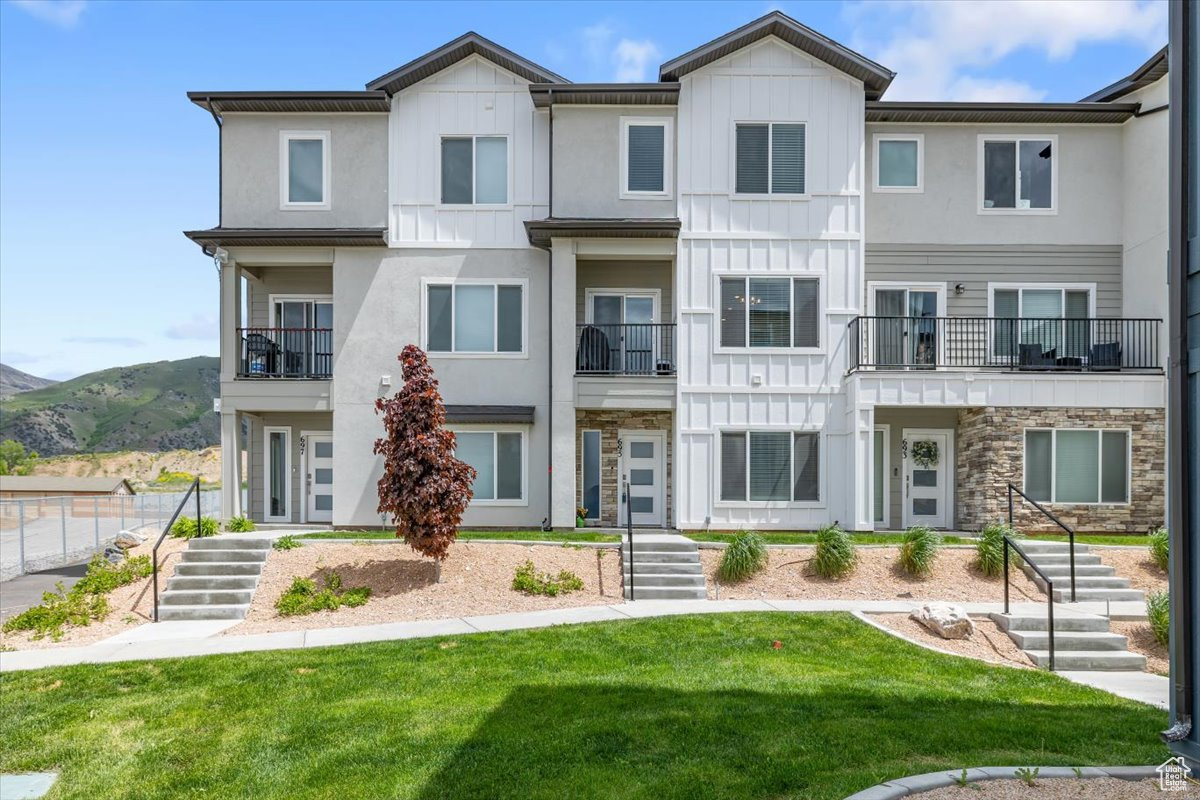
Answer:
xmin=165 ymin=314 xmax=217 ymax=341
xmin=613 ymin=39 xmax=661 ymax=82
xmin=571 ymin=21 xmax=661 ymax=82
xmin=849 ymin=0 xmax=1167 ymax=101
xmin=11 ymin=0 xmax=87 ymax=28
xmin=64 ymin=336 xmax=143 ymax=347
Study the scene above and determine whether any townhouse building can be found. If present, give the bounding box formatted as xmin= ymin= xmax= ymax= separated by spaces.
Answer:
xmin=186 ymin=13 xmax=1169 ymax=533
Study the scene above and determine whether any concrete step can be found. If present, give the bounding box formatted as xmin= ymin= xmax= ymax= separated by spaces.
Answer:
xmin=622 ymin=573 xmax=706 ymax=587
xmin=174 ymin=562 xmax=264 ymax=576
xmin=1024 ymin=649 xmax=1147 ymax=671
xmin=1017 ymin=541 xmax=1091 ymax=554
xmin=989 ymin=612 xmax=1111 ymax=633
xmin=1026 ymin=571 xmax=1131 ymax=591
xmin=621 ymin=541 xmax=698 ymax=555
xmin=188 ymin=537 xmax=272 ymax=551
xmin=167 ymin=576 xmax=259 ymax=591
xmin=160 ymin=589 xmax=255 ymax=606
xmin=1052 ymin=587 xmax=1145 ymax=602
xmin=181 ymin=549 xmax=268 ymax=563
xmin=157 ymin=604 xmax=249 ymax=621
xmin=623 ymin=562 xmax=702 ymax=575
xmin=1007 ymin=630 xmax=1129 ymax=652
xmin=623 ymin=586 xmax=707 ymax=600
xmin=1033 ymin=564 xmax=1116 ymax=578
xmin=1025 ymin=553 xmax=1103 ymax=566
xmin=619 ymin=549 xmax=698 ymax=564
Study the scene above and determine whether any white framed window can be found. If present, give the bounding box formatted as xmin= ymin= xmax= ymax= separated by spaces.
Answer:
xmin=988 ymin=283 xmax=1096 ymax=361
xmin=873 ymin=133 xmax=923 ymax=192
xmin=719 ymin=430 xmax=820 ymax=503
xmin=263 ymin=427 xmax=291 ymax=522
xmin=279 ymin=131 xmax=330 ymax=210
xmin=423 ymin=280 xmax=526 ymax=356
xmin=979 ymin=134 xmax=1056 ymax=214
xmin=440 ymin=135 xmax=509 ymax=205
xmin=620 ymin=117 xmax=673 ymax=198
xmin=454 ymin=429 xmax=526 ymax=504
xmin=1024 ymin=428 xmax=1130 ymax=505
xmin=734 ymin=122 xmax=806 ymax=195
xmin=718 ymin=276 xmax=821 ymax=350
xmin=580 ymin=430 xmax=601 ymax=521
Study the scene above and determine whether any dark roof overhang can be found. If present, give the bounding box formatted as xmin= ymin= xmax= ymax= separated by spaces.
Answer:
xmin=865 ymin=101 xmax=1140 ymax=124
xmin=1080 ymin=45 xmax=1168 ymax=103
xmin=523 ymin=218 xmax=681 ymax=250
xmin=186 ymin=92 xmax=391 ymax=115
xmin=367 ymin=32 xmax=569 ymax=95
xmin=183 ymin=227 xmax=388 ymax=253
xmin=444 ymin=405 xmax=535 ymax=424
xmin=659 ymin=11 xmax=894 ymax=100
xmin=529 ymin=83 xmax=680 ymax=108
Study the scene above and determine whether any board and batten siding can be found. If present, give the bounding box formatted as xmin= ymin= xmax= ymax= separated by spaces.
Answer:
xmin=674 ymin=36 xmax=867 ymax=530
xmin=247 ymin=412 xmax=333 ymax=523
xmin=388 ymin=55 xmax=548 ymax=247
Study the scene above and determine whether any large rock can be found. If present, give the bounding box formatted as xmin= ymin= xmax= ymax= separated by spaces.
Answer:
xmin=114 ymin=530 xmax=147 ymax=549
xmin=910 ymin=602 xmax=975 ymax=639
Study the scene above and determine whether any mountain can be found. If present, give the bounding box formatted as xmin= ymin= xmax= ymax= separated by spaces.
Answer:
xmin=0 ymin=363 xmax=58 ymax=399
xmin=0 ymin=356 xmax=219 ymax=456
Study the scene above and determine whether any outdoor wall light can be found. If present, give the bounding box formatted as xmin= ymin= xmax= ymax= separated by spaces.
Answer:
xmin=954 ymin=283 xmax=966 ymax=295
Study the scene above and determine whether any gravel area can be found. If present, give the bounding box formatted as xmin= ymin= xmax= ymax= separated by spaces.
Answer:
xmin=227 ymin=541 xmax=622 ymax=635
xmin=1112 ymin=621 xmax=1169 ymax=676
xmin=1096 ymin=549 xmax=1168 ymax=595
xmin=869 ymin=613 xmax=1033 ymax=669
xmin=913 ymin=777 xmax=1198 ymax=798
xmin=0 ymin=535 xmax=187 ymax=651
xmin=703 ymin=548 xmax=1042 ymax=602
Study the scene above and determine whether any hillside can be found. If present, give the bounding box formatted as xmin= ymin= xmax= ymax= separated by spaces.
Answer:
xmin=0 ymin=363 xmax=57 ymax=398
xmin=0 ymin=356 xmax=219 ymax=456
xmin=29 ymin=446 xmax=232 ymax=489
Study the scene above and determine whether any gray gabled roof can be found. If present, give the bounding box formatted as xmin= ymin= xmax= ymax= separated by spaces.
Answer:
xmin=659 ymin=11 xmax=894 ymax=99
xmin=0 ymin=476 xmax=136 ymax=495
xmin=187 ymin=92 xmax=390 ymax=114
xmin=366 ymin=32 xmax=570 ymax=95
xmin=1080 ymin=45 xmax=1168 ymax=103
xmin=866 ymin=101 xmax=1139 ymax=125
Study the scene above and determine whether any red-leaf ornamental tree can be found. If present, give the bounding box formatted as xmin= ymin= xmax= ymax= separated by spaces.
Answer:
xmin=374 ymin=345 xmax=475 ymax=563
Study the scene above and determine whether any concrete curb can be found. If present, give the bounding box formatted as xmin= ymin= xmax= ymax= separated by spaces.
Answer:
xmin=295 ymin=538 xmax=621 ymax=549
xmin=843 ymin=765 xmax=1160 ymax=799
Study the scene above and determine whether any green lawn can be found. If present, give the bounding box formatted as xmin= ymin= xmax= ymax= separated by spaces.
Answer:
xmin=1023 ymin=533 xmax=1154 ymax=547
xmin=0 ymin=613 xmax=1167 ymax=800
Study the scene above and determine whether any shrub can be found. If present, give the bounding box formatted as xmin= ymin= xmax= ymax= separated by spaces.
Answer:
xmin=170 ymin=515 xmax=219 ymax=539
xmin=511 ymin=560 xmax=584 ymax=597
xmin=2 ymin=555 xmax=149 ymax=640
xmin=1149 ymin=527 xmax=1169 ymax=572
xmin=156 ymin=469 xmax=200 ymax=485
xmin=226 ymin=516 xmax=255 ymax=533
xmin=717 ymin=531 xmax=768 ymax=583
xmin=976 ymin=521 xmax=1021 ymax=577
xmin=274 ymin=571 xmax=371 ymax=617
xmin=899 ymin=526 xmax=942 ymax=577
xmin=1147 ymin=590 xmax=1169 ymax=646
xmin=273 ymin=535 xmax=302 ymax=551
xmin=74 ymin=555 xmax=152 ymax=595
xmin=813 ymin=524 xmax=857 ymax=579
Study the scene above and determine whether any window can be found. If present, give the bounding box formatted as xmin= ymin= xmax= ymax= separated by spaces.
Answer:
xmin=280 ymin=131 xmax=330 ymax=210
xmin=264 ymin=428 xmax=290 ymax=521
xmin=735 ymin=123 xmax=806 ymax=194
xmin=441 ymin=136 xmax=508 ymax=204
xmin=719 ymin=277 xmax=820 ymax=349
xmin=621 ymin=118 xmax=672 ymax=197
xmin=1025 ymin=429 xmax=1129 ymax=504
xmin=874 ymin=134 xmax=923 ymax=191
xmin=721 ymin=431 xmax=819 ymax=502
xmin=426 ymin=282 xmax=524 ymax=354
xmin=991 ymin=285 xmax=1093 ymax=360
xmin=981 ymin=135 xmax=1055 ymax=211
xmin=455 ymin=431 xmax=524 ymax=502
xmin=581 ymin=430 xmax=601 ymax=521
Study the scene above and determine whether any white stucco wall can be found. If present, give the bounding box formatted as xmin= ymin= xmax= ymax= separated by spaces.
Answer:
xmin=1119 ymin=76 xmax=1170 ymax=327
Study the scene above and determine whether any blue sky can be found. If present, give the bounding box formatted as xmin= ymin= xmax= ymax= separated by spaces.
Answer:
xmin=0 ymin=0 xmax=1167 ymax=380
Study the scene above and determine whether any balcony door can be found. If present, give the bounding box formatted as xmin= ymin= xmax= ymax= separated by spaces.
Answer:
xmin=587 ymin=291 xmax=658 ymax=375
xmin=990 ymin=285 xmax=1093 ymax=363
xmin=270 ymin=296 xmax=333 ymax=377
xmin=869 ymin=284 xmax=944 ymax=368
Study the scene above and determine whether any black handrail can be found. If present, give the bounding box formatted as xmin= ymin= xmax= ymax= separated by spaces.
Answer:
xmin=1004 ymin=535 xmax=1056 ymax=672
xmin=575 ymin=323 xmax=676 ymax=376
xmin=1008 ymin=483 xmax=1076 ymax=602
xmin=152 ymin=477 xmax=202 ymax=622
xmin=237 ymin=327 xmax=333 ymax=378
xmin=623 ymin=477 xmax=634 ymax=601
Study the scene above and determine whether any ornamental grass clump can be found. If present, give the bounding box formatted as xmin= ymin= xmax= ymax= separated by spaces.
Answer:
xmin=1146 ymin=590 xmax=1169 ymax=646
xmin=717 ymin=531 xmax=768 ymax=583
xmin=898 ymin=526 xmax=941 ymax=577
xmin=813 ymin=524 xmax=856 ymax=579
xmin=226 ymin=516 xmax=255 ymax=533
xmin=170 ymin=515 xmax=219 ymax=539
xmin=976 ymin=521 xmax=1021 ymax=577
xmin=1149 ymin=527 xmax=1169 ymax=572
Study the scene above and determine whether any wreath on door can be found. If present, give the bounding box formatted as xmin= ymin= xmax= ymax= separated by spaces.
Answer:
xmin=911 ymin=440 xmax=939 ymax=469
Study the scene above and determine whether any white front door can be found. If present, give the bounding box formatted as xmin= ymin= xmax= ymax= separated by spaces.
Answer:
xmin=902 ymin=429 xmax=951 ymax=529
xmin=620 ymin=431 xmax=664 ymax=527
xmin=304 ymin=433 xmax=333 ymax=523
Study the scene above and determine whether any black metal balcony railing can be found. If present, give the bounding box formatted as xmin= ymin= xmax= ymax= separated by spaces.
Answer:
xmin=848 ymin=316 xmax=1162 ymax=372
xmin=237 ymin=327 xmax=332 ymax=378
xmin=576 ymin=323 xmax=676 ymax=376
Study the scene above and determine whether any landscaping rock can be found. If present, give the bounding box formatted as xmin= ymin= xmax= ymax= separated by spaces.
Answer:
xmin=114 ymin=531 xmax=146 ymax=549
xmin=103 ymin=545 xmax=125 ymax=564
xmin=910 ymin=602 xmax=975 ymax=639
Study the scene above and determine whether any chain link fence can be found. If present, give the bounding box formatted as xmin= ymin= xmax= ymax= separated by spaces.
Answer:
xmin=0 ymin=490 xmax=223 ymax=581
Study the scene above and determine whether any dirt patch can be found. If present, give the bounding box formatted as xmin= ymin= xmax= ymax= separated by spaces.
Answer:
xmin=227 ymin=541 xmax=622 ymax=635
xmin=869 ymin=613 xmax=1033 ymax=669
xmin=1112 ymin=620 xmax=1169 ymax=676
xmin=703 ymin=547 xmax=1042 ymax=603
xmin=913 ymin=777 xmax=1198 ymax=798
xmin=28 ymin=447 xmax=243 ymax=490
xmin=1096 ymin=548 xmax=1167 ymax=595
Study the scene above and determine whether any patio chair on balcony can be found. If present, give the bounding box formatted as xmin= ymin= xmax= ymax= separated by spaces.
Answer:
xmin=1089 ymin=341 xmax=1122 ymax=370
xmin=576 ymin=325 xmax=613 ymax=372
xmin=1018 ymin=343 xmax=1056 ymax=370
xmin=244 ymin=333 xmax=278 ymax=376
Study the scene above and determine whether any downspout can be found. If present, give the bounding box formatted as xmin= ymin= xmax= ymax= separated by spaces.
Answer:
xmin=542 ymin=91 xmax=555 ymax=531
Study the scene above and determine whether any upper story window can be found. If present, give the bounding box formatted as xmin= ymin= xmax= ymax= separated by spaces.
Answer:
xmin=735 ymin=123 xmax=805 ymax=195
xmin=280 ymin=131 xmax=330 ymax=210
xmin=874 ymin=134 xmax=923 ymax=192
xmin=441 ymin=136 xmax=508 ymax=205
xmin=425 ymin=281 xmax=524 ymax=355
xmin=980 ymin=135 xmax=1056 ymax=213
xmin=621 ymin=117 xmax=672 ymax=198
xmin=719 ymin=276 xmax=820 ymax=350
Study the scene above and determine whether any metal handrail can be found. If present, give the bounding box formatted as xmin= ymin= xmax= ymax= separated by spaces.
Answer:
xmin=152 ymin=477 xmax=201 ymax=622
xmin=1007 ymin=483 xmax=1076 ymax=602
xmin=1004 ymin=535 xmax=1056 ymax=672
xmin=623 ymin=477 xmax=634 ymax=601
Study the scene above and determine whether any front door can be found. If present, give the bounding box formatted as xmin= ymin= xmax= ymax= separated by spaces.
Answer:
xmin=304 ymin=433 xmax=333 ymax=523
xmin=902 ymin=429 xmax=951 ymax=529
xmin=620 ymin=431 xmax=664 ymax=527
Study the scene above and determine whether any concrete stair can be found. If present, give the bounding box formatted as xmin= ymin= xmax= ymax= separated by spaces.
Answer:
xmin=990 ymin=607 xmax=1147 ymax=671
xmin=157 ymin=537 xmax=270 ymax=621
xmin=1016 ymin=540 xmax=1144 ymax=603
xmin=620 ymin=533 xmax=707 ymax=600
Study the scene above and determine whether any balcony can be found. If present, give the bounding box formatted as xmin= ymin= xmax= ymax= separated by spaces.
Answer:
xmin=237 ymin=327 xmax=332 ymax=379
xmin=575 ymin=323 xmax=676 ymax=376
xmin=848 ymin=316 xmax=1162 ymax=373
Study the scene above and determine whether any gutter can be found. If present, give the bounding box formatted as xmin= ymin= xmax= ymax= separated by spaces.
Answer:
xmin=542 ymin=90 xmax=554 ymax=531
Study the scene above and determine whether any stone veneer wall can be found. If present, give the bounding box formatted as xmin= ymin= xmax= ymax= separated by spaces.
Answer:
xmin=956 ymin=407 xmax=1166 ymax=533
xmin=575 ymin=410 xmax=674 ymax=528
